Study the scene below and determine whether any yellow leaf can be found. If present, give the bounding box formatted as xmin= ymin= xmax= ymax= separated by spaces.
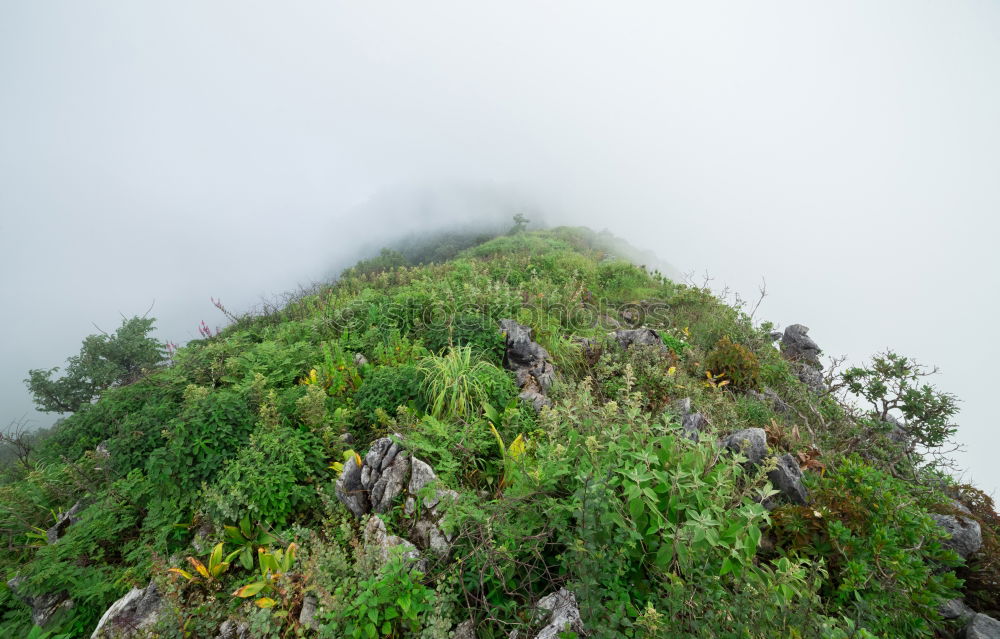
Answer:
xmin=508 ymin=433 xmax=526 ymax=460
xmin=667 ymin=366 xmax=677 ymax=376
xmin=232 ymin=582 xmax=267 ymax=598
xmin=256 ymin=597 xmax=277 ymax=608
xmin=168 ymin=568 xmax=195 ymax=581
xmin=187 ymin=556 xmax=210 ymax=579
xmin=329 ymin=461 xmax=344 ymax=472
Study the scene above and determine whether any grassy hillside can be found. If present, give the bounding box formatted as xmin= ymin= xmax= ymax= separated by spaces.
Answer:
xmin=0 ymin=226 xmax=994 ymax=638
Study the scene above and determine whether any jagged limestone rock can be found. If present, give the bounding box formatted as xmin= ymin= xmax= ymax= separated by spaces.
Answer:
xmin=721 ymin=428 xmax=768 ymax=466
xmin=674 ymin=397 xmax=708 ymax=441
xmin=364 ymin=515 xmax=425 ymax=572
xmin=216 ymin=619 xmax=250 ymax=639
xmin=779 ymin=324 xmax=822 ymax=368
xmin=940 ymin=598 xmax=976 ymax=621
xmin=932 ymin=513 xmax=983 ymax=559
xmin=6 ymin=576 xmax=73 ymax=628
xmin=965 ymin=613 xmax=1000 ymax=639
xmin=766 ymin=453 xmax=809 ymax=506
xmin=335 ymin=453 xmax=368 ymax=517
xmin=613 ymin=328 xmax=662 ymax=350
xmin=532 ymin=588 xmax=586 ymax=639
xmin=90 ymin=581 xmax=164 ymax=639
xmin=500 ymin=319 xmax=556 ymax=411
xmin=46 ymin=501 xmax=83 ymax=544
xmin=298 ymin=594 xmax=318 ymax=629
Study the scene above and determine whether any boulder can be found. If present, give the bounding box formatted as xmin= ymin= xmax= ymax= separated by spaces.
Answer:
xmin=335 ymin=453 xmax=368 ymax=517
xmin=7 ymin=576 xmax=73 ymax=628
xmin=298 ymin=594 xmax=318 ymax=629
xmin=674 ymin=398 xmax=708 ymax=441
xmin=500 ymin=319 xmax=556 ymax=411
xmin=940 ymin=598 xmax=976 ymax=621
xmin=793 ymin=362 xmax=827 ymax=395
xmin=364 ymin=515 xmax=425 ymax=572
xmin=47 ymin=501 xmax=83 ymax=544
xmin=452 ymin=619 xmax=476 ymax=639
xmin=721 ymin=428 xmax=768 ymax=466
xmin=532 ymin=589 xmax=586 ymax=639
xmin=766 ymin=454 xmax=809 ymax=506
xmin=216 ymin=619 xmax=250 ymax=639
xmin=354 ymin=353 xmax=369 ymax=367
xmin=932 ymin=513 xmax=983 ymax=559
xmin=779 ymin=324 xmax=822 ymax=368
xmin=965 ymin=614 xmax=1000 ymax=639
xmin=613 ymin=328 xmax=662 ymax=350
xmin=90 ymin=581 xmax=164 ymax=638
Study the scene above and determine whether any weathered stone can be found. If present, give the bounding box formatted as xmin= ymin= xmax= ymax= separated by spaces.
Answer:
xmin=91 ymin=581 xmax=164 ymax=638
xmin=766 ymin=454 xmax=809 ymax=506
xmin=793 ymin=362 xmax=827 ymax=394
xmin=532 ymin=588 xmax=585 ymax=639
xmin=7 ymin=576 xmax=73 ymax=628
xmin=748 ymin=388 xmax=790 ymax=414
xmin=932 ymin=513 xmax=983 ymax=559
xmin=452 ymin=618 xmax=476 ymax=639
xmin=965 ymin=613 xmax=1000 ymax=639
xmin=613 ymin=328 xmax=662 ymax=350
xmin=298 ymin=594 xmax=318 ymax=629
xmin=335 ymin=454 xmax=368 ymax=517
xmin=721 ymin=428 xmax=768 ymax=466
xmin=216 ymin=619 xmax=250 ymax=639
xmin=354 ymin=352 xmax=369 ymax=367
xmin=370 ymin=453 xmax=409 ymax=513
xmin=500 ymin=319 xmax=557 ymax=411
xmin=779 ymin=324 xmax=822 ymax=368
xmin=339 ymin=431 xmax=355 ymax=445
xmin=47 ymin=501 xmax=83 ymax=544
xmin=940 ymin=598 xmax=976 ymax=621
xmin=674 ymin=397 xmax=708 ymax=441
xmin=364 ymin=515 xmax=425 ymax=571
xmin=409 ymin=458 xmax=439 ymax=506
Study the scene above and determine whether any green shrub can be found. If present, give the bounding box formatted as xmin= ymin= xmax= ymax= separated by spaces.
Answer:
xmin=419 ymin=347 xmax=518 ymax=420
xmin=202 ymin=425 xmax=324 ymax=526
xmin=354 ymin=365 xmax=426 ymax=425
xmin=770 ymin=456 xmax=960 ymax=636
xmin=416 ymin=313 xmax=505 ymax=363
xmin=705 ymin=336 xmax=761 ymax=392
xmin=593 ymin=341 xmax=679 ymax=413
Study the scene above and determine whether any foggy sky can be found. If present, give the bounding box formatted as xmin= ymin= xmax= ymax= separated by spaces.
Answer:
xmin=1 ymin=2 xmax=997 ymax=492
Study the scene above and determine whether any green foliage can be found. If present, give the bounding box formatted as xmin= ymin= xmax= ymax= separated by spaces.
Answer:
xmin=330 ymin=555 xmax=436 ymax=638
xmin=705 ymin=336 xmax=761 ymax=392
xmin=416 ymin=313 xmax=505 ymax=362
xmin=203 ymin=425 xmax=324 ymax=526
xmin=25 ymin=316 xmax=165 ymax=413
xmin=593 ymin=340 xmax=679 ymax=412
xmin=418 ymin=347 xmax=517 ymax=420
xmin=841 ymin=351 xmax=959 ymax=449
xmin=770 ymin=456 xmax=961 ymax=636
xmin=354 ymin=365 xmax=425 ymax=425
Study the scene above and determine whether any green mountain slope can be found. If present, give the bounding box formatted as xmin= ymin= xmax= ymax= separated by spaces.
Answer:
xmin=1 ymin=226 xmax=995 ymax=639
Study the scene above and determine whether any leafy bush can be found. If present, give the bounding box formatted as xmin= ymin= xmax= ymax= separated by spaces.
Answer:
xmin=416 ymin=313 xmax=505 ymax=362
xmin=419 ymin=347 xmax=518 ymax=421
xmin=203 ymin=426 xmax=324 ymax=526
xmin=326 ymin=555 xmax=436 ymax=638
xmin=354 ymin=365 xmax=426 ymax=425
xmin=770 ymin=456 xmax=960 ymax=636
xmin=705 ymin=336 xmax=761 ymax=392
xmin=593 ymin=341 xmax=679 ymax=413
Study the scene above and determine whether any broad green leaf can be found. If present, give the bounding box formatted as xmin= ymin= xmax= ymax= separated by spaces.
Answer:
xmin=232 ymin=582 xmax=267 ymax=598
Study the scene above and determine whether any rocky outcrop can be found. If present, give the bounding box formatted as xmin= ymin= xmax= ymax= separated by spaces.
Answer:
xmin=47 ymin=501 xmax=83 ymax=544
xmin=530 ymin=589 xmax=586 ymax=639
xmin=336 ymin=437 xmax=456 ymax=555
xmin=931 ymin=513 xmax=982 ymax=559
xmin=500 ymin=319 xmax=556 ymax=411
xmin=721 ymin=428 xmax=768 ymax=466
xmin=779 ymin=324 xmax=822 ymax=368
xmin=613 ymin=328 xmax=662 ymax=350
xmin=364 ymin=515 xmax=426 ymax=571
xmin=674 ymin=398 xmax=709 ymax=441
xmin=6 ymin=576 xmax=73 ymax=628
xmin=940 ymin=598 xmax=976 ymax=621
xmin=965 ymin=613 xmax=1000 ymax=639
xmin=90 ymin=581 xmax=164 ymax=638
xmin=766 ymin=454 xmax=809 ymax=506
xmin=216 ymin=619 xmax=250 ymax=639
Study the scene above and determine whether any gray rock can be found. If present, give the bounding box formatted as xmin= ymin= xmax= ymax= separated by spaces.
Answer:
xmin=409 ymin=457 xmax=440 ymax=506
xmin=47 ymin=501 xmax=83 ymax=544
xmin=500 ymin=319 xmax=557 ymax=410
xmin=779 ymin=324 xmax=822 ymax=368
xmin=940 ymin=598 xmax=976 ymax=621
xmin=452 ymin=619 xmax=476 ymax=639
xmin=932 ymin=513 xmax=983 ymax=559
xmin=674 ymin=397 xmax=708 ymax=441
xmin=370 ymin=453 xmax=409 ymax=513
xmin=217 ymin=619 xmax=250 ymax=639
xmin=965 ymin=613 xmax=1000 ymax=639
xmin=339 ymin=431 xmax=355 ymax=445
xmin=533 ymin=588 xmax=585 ymax=639
xmin=7 ymin=576 xmax=73 ymax=628
xmin=354 ymin=352 xmax=369 ymax=367
xmin=793 ymin=362 xmax=827 ymax=394
xmin=335 ymin=453 xmax=368 ymax=517
xmin=766 ymin=454 xmax=809 ymax=506
xmin=91 ymin=581 xmax=164 ymax=638
xmin=722 ymin=428 xmax=768 ymax=466
xmin=364 ymin=515 xmax=425 ymax=571
xmin=613 ymin=328 xmax=662 ymax=350
xmin=298 ymin=594 xmax=318 ymax=629
xmin=748 ymin=388 xmax=790 ymax=414
xmin=95 ymin=440 xmax=111 ymax=459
